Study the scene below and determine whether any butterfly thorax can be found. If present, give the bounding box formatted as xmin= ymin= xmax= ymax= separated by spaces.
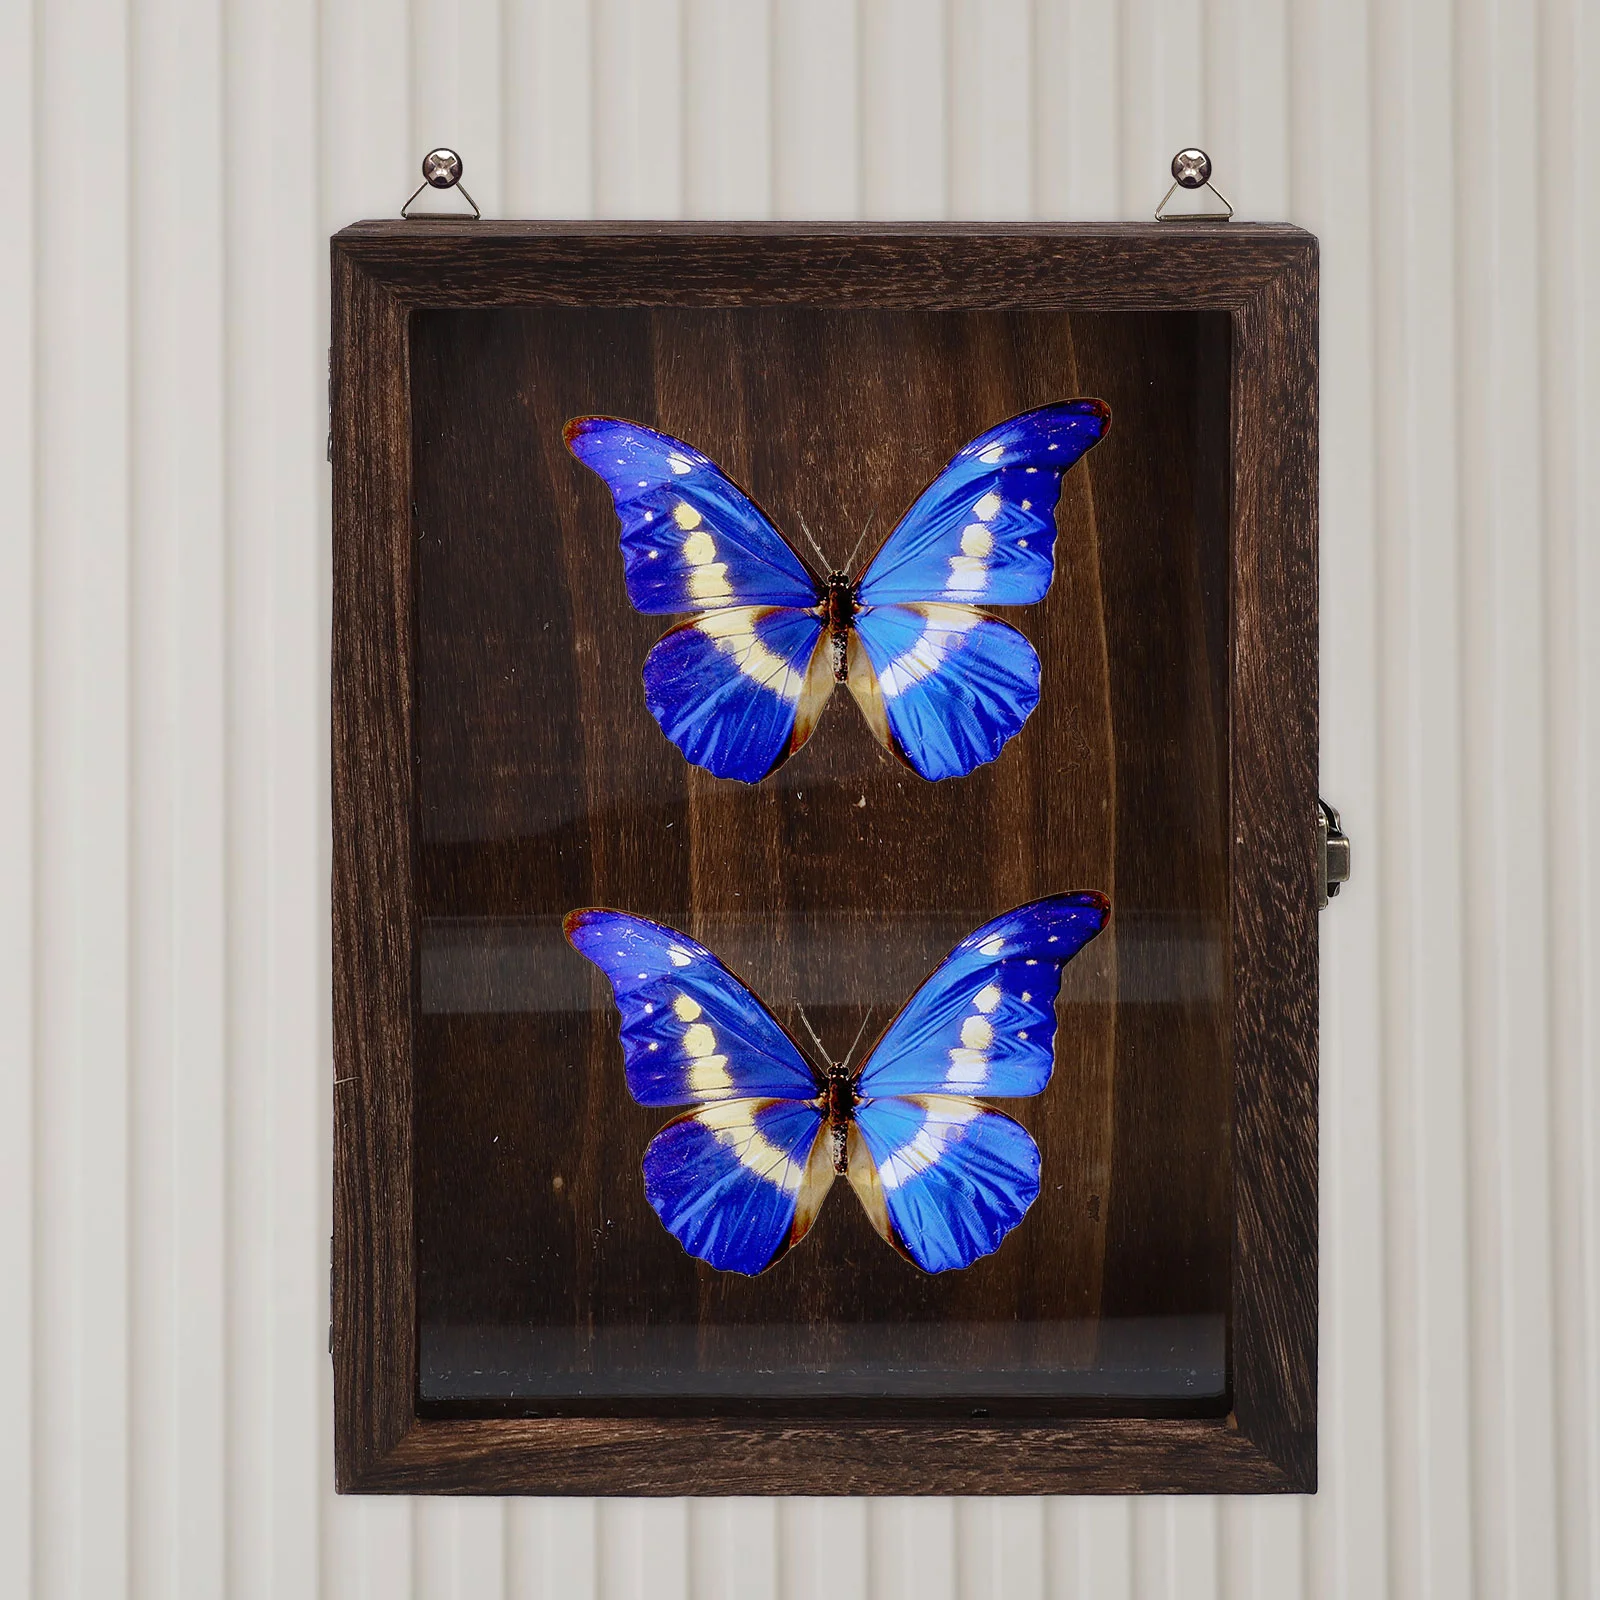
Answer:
xmin=824 ymin=1067 xmax=859 ymax=1175
xmin=821 ymin=572 xmax=858 ymax=683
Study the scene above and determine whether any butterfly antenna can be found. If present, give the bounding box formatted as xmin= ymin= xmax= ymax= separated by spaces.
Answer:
xmin=844 ymin=506 xmax=879 ymax=576
xmin=796 ymin=514 xmax=835 ymax=574
xmin=842 ymin=1008 xmax=874 ymax=1071
xmin=792 ymin=1003 xmax=835 ymax=1071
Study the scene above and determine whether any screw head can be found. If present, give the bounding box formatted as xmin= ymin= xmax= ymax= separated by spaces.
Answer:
xmin=421 ymin=148 xmax=463 ymax=189
xmin=1171 ymin=148 xmax=1212 ymax=188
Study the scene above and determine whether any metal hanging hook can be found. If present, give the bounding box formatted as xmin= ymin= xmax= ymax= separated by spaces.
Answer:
xmin=402 ymin=148 xmax=481 ymax=219
xmin=1155 ymin=148 xmax=1233 ymax=222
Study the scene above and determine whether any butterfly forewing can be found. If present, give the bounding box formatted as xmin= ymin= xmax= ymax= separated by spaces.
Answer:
xmin=854 ymin=894 xmax=1110 ymax=1099
xmin=854 ymin=400 xmax=1110 ymax=609
xmin=564 ymin=910 xmax=820 ymax=1106
xmin=565 ymin=417 xmax=820 ymax=614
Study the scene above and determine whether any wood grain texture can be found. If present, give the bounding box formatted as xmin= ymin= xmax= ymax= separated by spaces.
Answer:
xmin=330 ymin=249 xmax=419 ymax=1468
xmin=330 ymin=224 xmax=1318 ymax=1495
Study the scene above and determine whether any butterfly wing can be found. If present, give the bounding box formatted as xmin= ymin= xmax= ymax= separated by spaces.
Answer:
xmin=566 ymin=417 xmax=831 ymax=781
xmin=567 ymin=909 xmax=834 ymax=1273
xmin=854 ymin=893 xmax=1110 ymax=1100
xmin=848 ymin=1096 xmax=1041 ymax=1273
xmin=564 ymin=909 xmax=820 ymax=1105
xmin=642 ymin=606 xmax=832 ymax=783
xmin=841 ymin=895 xmax=1108 ymax=1272
xmin=643 ymin=1098 xmax=832 ymax=1274
xmin=565 ymin=417 xmax=820 ymax=613
xmin=854 ymin=400 xmax=1110 ymax=609
xmin=849 ymin=602 xmax=1041 ymax=781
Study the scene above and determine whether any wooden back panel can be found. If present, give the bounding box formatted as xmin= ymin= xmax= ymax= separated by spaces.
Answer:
xmin=409 ymin=306 xmax=1231 ymax=1411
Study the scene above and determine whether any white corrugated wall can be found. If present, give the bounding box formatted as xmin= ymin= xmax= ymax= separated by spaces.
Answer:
xmin=2 ymin=0 xmax=1595 ymax=1594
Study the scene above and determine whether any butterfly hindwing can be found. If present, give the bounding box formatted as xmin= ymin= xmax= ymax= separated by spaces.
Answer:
xmin=564 ymin=910 xmax=820 ymax=1105
xmin=643 ymin=1099 xmax=829 ymax=1274
xmin=855 ymin=400 xmax=1109 ymax=609
xmin=851 ymin=1095 xmax=1041 ymax=1273
xmin=565 ymin=417 xmax=819 ymax=614
xmin=855 ymin=894 xmax=1110 ymax=1099
xmin=850 ymin=602 xmax=1041 ymax=782
xmin=642 ymin=606 xmax=830 ymax=783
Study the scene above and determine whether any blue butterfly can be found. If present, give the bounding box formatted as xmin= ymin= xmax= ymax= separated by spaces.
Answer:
xmin=564 ymin=401 xmax=1110 ymax=784
xmin=564 ymin=893 xmax=1110 ymax=1275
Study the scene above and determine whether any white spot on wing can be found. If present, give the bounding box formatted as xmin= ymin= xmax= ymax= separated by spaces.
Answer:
xmin=689 ymin=1057 xmax=733 ymax=1095
xmin=960 ymin=1015 xmax=994 ymax=1050
xmin=976 ymin=443 xmax=1005 ymax=464
xmin=672 ymin=994 xmax=702 ymax=1022
xmin=687 ymin=566 xmax=733 ymax=601
xmin=667 ymin=453 xmax=693 ymax=475
xmin=668 ymin=946 xmax=693 ymax=967
xmin=973 ymin=491 xmax=1002 ymax=521
xmin=943 ymin=1047 xmax=988 ymax=1090
xmin=978 ymin=934 xmax=1005 ymax=956
xmin=973 ymin=983 xmax=1001 ymax=1013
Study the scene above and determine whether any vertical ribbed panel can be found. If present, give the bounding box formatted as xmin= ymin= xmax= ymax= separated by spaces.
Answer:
xmin=0 ymin=0 xmax=34 ymax=1591
xmin=9 ymin=2 xmax=1598 ymax=1595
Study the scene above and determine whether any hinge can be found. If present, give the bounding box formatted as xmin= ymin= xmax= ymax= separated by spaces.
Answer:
xmin=1318 ymin=799 xmax=1351 ymax=908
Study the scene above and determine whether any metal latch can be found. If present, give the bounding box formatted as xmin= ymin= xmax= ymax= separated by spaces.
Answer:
xmin=1318 ymin=800 xmax=1350 ymax=908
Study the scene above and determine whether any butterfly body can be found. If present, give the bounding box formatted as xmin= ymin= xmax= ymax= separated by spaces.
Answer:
xmin=820 ymin=571 xmax=857 ymax=681
xmin=565 ymin=401 xmax=1110 ymax=784
xmin=565 ymin=893 xmax=1110 ymax=1274
xmin=823 ymin=1066 xmax=859 ymax=1172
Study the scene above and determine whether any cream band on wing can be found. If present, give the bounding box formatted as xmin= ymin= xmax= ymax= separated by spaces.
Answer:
xmin=942 ymin=983 xmax=1003 ymax=1089
xmin=696 ymin=1101 xmax=808 ymax=1193
xmin=672 ymin=993 xmax=733 ymax=1095
xmin=694 ymin=608 xmax=809 ymax=704
xmin=945 ymin=488 xmax=1003 ymax=593
xmin=874 ymin=604 xmax=982 ymax=699
xmin=873 ymin=1098 xmax=982 ymax=1191
xmin=672 ymin=499 xmax=733 ymax=602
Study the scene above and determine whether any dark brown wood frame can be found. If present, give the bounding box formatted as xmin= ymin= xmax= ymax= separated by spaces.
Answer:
xmin=331 ymin=221 xmax=1318 ymax=1495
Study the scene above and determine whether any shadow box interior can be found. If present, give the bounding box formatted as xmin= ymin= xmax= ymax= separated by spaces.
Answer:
xmin=409 ymin=303 xmax=1232 ymax=1421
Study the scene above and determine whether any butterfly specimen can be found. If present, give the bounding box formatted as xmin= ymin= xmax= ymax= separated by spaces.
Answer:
xmin=564 ymin=401 xmax=1110 ymax=784
xmin=565 ymin=894 xmax=1109 ymax=1274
